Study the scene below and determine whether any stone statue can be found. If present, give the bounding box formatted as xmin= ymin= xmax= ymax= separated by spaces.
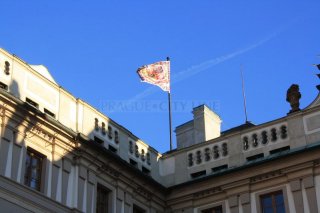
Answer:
xmin=286 ymin=84 xmax=301 ymax=113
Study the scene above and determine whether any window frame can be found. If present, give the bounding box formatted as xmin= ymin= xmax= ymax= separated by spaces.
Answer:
xmin=255 ymin=186 xmax=289 ymax=213
xmin=24 ymin=147 xmax=46 ymax=192
xmin=196 ymin=201 xmax=226 ymax=213
xmin=201 ymin=205 xmax=223 ymax=213
xmin=260 ymin=190 xmax=285 ymax=213
xmin=96 ymin=183 xmax=112 ymax=213
xmin=133 ymin=204 xmax=146 ymax=213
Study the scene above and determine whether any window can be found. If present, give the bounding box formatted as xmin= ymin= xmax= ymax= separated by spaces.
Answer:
xmin=190 ymin=170 xmax=206 ymax=179
xmin=129 ymin=159 xmax=138 ymax=168
xmin=108 ymin=145 xmax=117 ymax=153
xmin=201 ymin=206 xmax=223 ymax=213
xmin=133 ymin=204 xmax=146 ymax=213
xmin=24 ymin=147 xmax=45 ymax=191
xmin=246 ymin=153 xmax=264 ymax=162
xmin=26 ymin=98 xmax=39 ymax=109
xmin=212 ymin=164 xmax=228 ymax=173
xmin=269 ymin=146 xmax=290 ymax=155
xmin=142 ymin=166 xmax=150 ymax=176
xmin=44 ymin=108 xmax=55 ymax=118
xmin=94 ymin=136 xmax=104 ymax=144
xmin=96 ymin=184 xmax=110 ymax=213
xmin=0 ymin=82 xmax=8 ymax=90
xmin=260 ymin=191 xmax=285 ymax=213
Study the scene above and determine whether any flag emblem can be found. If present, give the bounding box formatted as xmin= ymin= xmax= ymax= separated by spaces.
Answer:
xmin=137 ymin=61 xmax=170 ymax=92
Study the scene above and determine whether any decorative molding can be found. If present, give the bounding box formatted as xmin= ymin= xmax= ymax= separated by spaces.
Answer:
xmin=303 ymin=111 xmax=320 ymax=135
xmin=0 ymin=104 xmax=6 ymax=125
xmin=97 ymin=164 xmax=120 ymax=178
xmin=250 ymin=170 xmax=282 ymax=183
xmin=29 ymin=124 xmax=55 ymax=142
xmin=193 ymin=186 xmax=222 ymax=198
xmin=314 ymin=159 xmax=320 ymax=166
xmin=134 ymin=185 xmax=152 ymax=200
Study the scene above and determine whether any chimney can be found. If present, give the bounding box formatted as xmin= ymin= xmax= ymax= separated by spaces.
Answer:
xmin=175 ymin=105 xmax=222 ymax=149
xmin=193 ymin=105 xmax=221 ymax=144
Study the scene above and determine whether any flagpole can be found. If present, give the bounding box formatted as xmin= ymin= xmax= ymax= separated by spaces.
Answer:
xmin=167 ymin=57 xmax=173 ymax=151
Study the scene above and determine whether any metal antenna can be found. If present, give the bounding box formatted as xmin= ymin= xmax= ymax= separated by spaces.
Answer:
xmin=241 ymin=64 xmax=249 ymax=123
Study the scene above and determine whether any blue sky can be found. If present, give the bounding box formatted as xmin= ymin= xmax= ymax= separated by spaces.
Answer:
xmin=2 ymin=0 xmax=320 ymax=153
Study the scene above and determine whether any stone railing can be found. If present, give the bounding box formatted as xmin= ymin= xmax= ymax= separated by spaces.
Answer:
xmin=187 ymin=141 xmax=228 ymax=167
xmin=241 ymin=123 xmax=289 ymax=152
xmin=128 ymin=139 xmax=151 ymax=168
xmin=92 ymin=119 xmax=120 ymax=153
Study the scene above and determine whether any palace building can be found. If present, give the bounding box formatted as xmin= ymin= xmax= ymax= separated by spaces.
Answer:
xmin=0 ymin=47 xmax=319 ymax=212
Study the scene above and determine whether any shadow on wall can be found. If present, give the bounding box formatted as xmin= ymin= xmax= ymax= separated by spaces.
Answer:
xmin=9 ymin=80 xmax=19 ymax=99
xmin=0 ymin=79 xmax=77 ymax=211
xmin=0 ymin=80 xmax=160 ymax=213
